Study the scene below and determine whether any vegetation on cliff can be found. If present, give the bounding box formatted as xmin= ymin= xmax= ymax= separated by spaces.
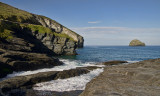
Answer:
xmin=21 ymin=24 xmax=74 ymax=41
xmin=0 ymin=1 xmax=83 ymax=57
xmin=0 ymin=20 xmax=74 ymax=41
xmin=0 ymin=21 xmax=14 ymax=39
xmin=0 ymin=2 xmax=81 ymax=42
xmin=0 ymin=2 xmax=40 ymax=24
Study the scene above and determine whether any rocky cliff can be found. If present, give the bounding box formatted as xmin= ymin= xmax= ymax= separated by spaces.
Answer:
xmin=0 ymin=2 xmax=83 ymax=79
xmin=0 ymin=2 xmax=84 ymax=55
xmin=129 ymin=39 xmax=145 ymax=46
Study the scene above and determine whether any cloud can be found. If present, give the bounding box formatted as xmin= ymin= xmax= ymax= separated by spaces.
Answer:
xmin=71 ymin=26 xmax=160 ymax=45
xmin=88 ymin=21 xmax=101 ymax=24
xmin=72 ymin=27 xmax=160 ymax=34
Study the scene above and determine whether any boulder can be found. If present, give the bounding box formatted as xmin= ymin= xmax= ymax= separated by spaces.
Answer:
xmin=129 ymin=39 xmax=145 ymax=46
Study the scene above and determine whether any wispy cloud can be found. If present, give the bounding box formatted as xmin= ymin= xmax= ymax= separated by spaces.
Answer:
xmin=72 ymin=27 xmax=160 ymax=34
xmin=71 ymin=27 xmax=160 ymax=45
xmin=88 ymin=21 xmax=101 ymax=24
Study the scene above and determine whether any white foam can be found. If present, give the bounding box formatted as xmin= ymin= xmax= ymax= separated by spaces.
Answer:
xmin=0 ymin=59 xmax=103 ymax=80
xmin=33 ymin=68 xmax=103 ymax=92
xmin=126 ymin=61 xmax=139 ymax=64
xmin=128 ymin=61 xmax=139 ymax=63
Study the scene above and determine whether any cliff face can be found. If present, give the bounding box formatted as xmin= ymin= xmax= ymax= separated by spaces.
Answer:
xmin=35 ymin=15 xmax=84 ymax=48
xmin=0 ymin=2 xmax=84 ymax=55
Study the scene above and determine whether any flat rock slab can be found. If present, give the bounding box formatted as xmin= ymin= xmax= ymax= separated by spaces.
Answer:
xmin=80 ymin=58 xmax=160 ymax=96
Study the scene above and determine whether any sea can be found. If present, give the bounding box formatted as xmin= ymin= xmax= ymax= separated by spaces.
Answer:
xmin=1 ymin=46 xmax=160 ymax=92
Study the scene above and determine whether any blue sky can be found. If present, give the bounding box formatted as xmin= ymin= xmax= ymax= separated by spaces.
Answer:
xmin=1 ymin=0 xmax=160 ymax=45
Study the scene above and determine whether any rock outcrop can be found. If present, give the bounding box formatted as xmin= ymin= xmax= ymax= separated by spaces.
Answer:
xmin=129 ymin=39 xmax=145 ymax=46
xmin=80 ymin=58 xmax=160 ymax=96
xmin=0 ymin=49 xmax=63 ymax=72
xmin=35 ymin=15 xmax=84 ymax=48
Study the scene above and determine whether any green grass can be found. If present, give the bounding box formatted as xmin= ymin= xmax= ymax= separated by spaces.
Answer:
xmin=0 ymin=29 xmax=13 ymax=39
xmin=0 ymin=21 xmax=14 ymax=39
xmin=0 ymin=2 xmax=77 ymax=41
xmin=0 ymin=20 xmax=75 ymax=41
xmin=0 ymin=2 xmax=32 ymax=22
xmin=23 ymin=24 xmax=53 ymax=34
xmin=53 ymin=32 xmax=74 ymax=41
xmin=0 ymin=2 xmax=40 ymax=24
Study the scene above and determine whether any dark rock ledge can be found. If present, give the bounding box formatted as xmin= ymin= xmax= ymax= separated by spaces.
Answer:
xmin=0 ymin=66 xmax=101 ymax=96
xmin=0 ymin=49 xmax=63 ymax=78
xmin=98 ymin=60 xmax=128 ymax=66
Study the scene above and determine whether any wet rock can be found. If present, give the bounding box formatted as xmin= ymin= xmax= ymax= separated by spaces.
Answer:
xmin=79 ymin=66 xmax=102 ymax=71
xmin=0 ymin=50 xmax=63 ymax=72
xmin=99 ymin=60 xmax=128 ymax=66
xmin=80 ymin=58 xmax=160 ymax=96
xmin=55 ymin=68 xmax=89 ymax=79
xmin=0 ymin=62 xmax=13 ymax=78
xmin=0 ymin=66 xmax=100 ymax=95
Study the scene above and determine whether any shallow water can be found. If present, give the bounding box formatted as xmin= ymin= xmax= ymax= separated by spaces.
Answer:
xmin=33 ymin=68 xmax=104 ymax=91
xmin=60 ymin=46 xmax=160 ymax=62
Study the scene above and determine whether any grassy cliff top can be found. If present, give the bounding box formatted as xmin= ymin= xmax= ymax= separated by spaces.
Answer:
xmin=0 ymin=2 xmax=60 ymax=25
xmin=0 ymin=2 xmax=79 ymax=41
xmin=0 ymin=2 xmax=36 ymax=23
xmin=0 ymin=2 xmax=62 ymax=26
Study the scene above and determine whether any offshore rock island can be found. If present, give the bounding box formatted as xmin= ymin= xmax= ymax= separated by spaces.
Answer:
xmin=129 ymin=39 xmax=145 ymax=46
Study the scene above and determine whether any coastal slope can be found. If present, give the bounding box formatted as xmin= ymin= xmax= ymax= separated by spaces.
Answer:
xmin=80 ymin=58 xmax=160 ymax=96
xmin=0 ymin=2 xmax=83 ymax=55
xmin=0 ymin=2 xmax=83 ymax=78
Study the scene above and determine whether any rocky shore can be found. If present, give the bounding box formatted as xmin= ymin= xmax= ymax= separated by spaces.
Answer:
xmin=1 ymin=53 xmax=160 ymax=96
xmin=0 ymin=60 xmax=126 ymax=96
xmin=0 ymin=66 xmax=102 ymax=96
xmin=80 ymin=58 xmax=160 ymax=96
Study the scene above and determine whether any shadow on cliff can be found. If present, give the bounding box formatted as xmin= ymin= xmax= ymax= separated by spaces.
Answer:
xmin=12 ymin=27 xmax=56 ymax=56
